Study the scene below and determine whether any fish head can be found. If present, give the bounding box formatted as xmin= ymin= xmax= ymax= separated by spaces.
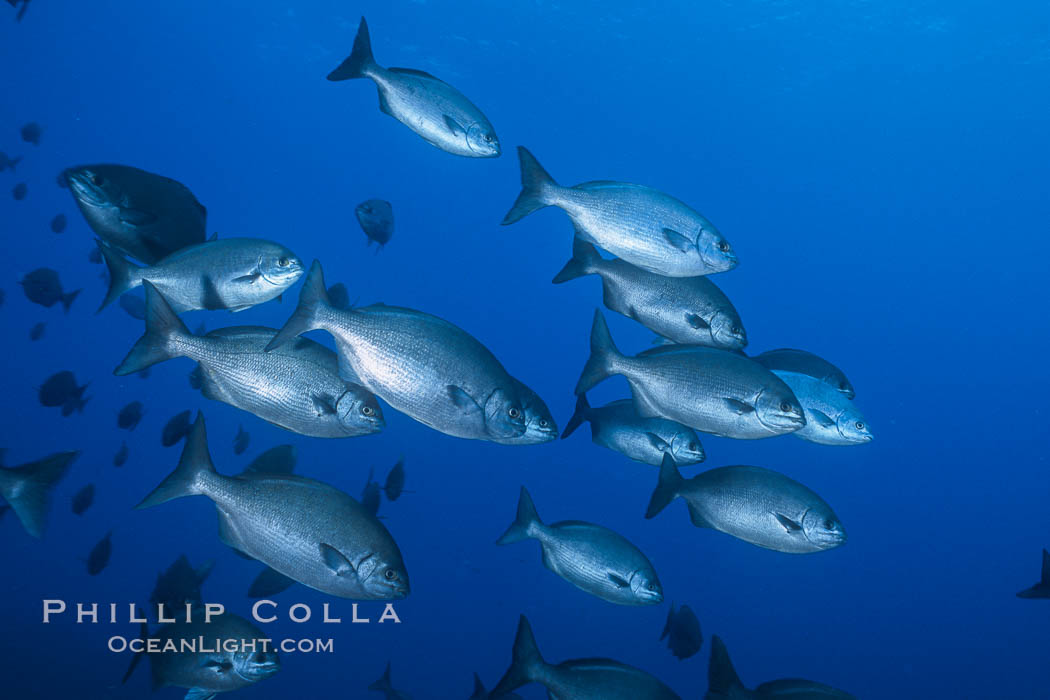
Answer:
xmin=669 ymin=431 xmax=705 ymax=464
xmin=696 ymin=224 xmax=738 ymax=273
xmin=628 ymin=568 xmax=664 ymax=604
xmin=483 ymin=387 xmax=527 ymax=439
xmin=233 ymin=647 xmax=281 ymax=682
xmin=64 ymin=166 xmax=123 ymax=209
xmin=835 ymin=408 xmax=873 ymax=444
xmin=465 ymin=122 xmax=501 ymax=157
xmin=357 ymin=553 xmax=411 ymax=600
xmin=258 ymin=245 xmax=304 ymax=288
xmin=801 ymin=508 xmax=847 ymax=550
xmin=519 ymin=396 xmax=558 ymax=444
xmin=336 ymin=385 xmax=385 ymax=434
xmin=709 ymin=311 xmax=748 ymax=350
xmin=755 ymin=387 xmax=807 ymax=432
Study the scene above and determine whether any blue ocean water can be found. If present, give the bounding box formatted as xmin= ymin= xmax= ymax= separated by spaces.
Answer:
xmin=2 ymin=1 xmax=1049 ymax=698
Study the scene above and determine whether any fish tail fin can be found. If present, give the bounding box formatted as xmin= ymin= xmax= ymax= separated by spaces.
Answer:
xmin=551 ymin=238 xmax=601 ymax=284
xmin=15 ymin=1 xmax=28 ymax=21
xmin=114 ymin=282 xmax=190 ymax=376
xmin=266 ymin=260 xmax=331 ymax=352
xmin=136 ymin=414 xmax=215 ymax=509
xmin=367 ymin=662 xmax=394 ymax=693
xmin=560 ymin=394 xmax=592 ymax=439
xmin=708 ymin=636 xmax=747 ymax=697
xmin=471 ymin=672 xmax=486 ymax=697
xmin=327 ymin=17 xmax=377 ymax=81
xmin=496 ymin=486 xmax=543 ymax=545
xmin=660 ymin=602 xmax=676 ymax=640
xmin=492 ymin=615 xmax=547 ymax=696
xmin=646 ymin=454 xmax=684 ymax=519
xmin=121 ymin=614 xmax=149 ymax=684
xmin=574 ymin=309 xmax=623 ymax=395
xmin=96 ymin=241 xmax=142 ymax=312
xmin=60 ymin=288 xmax=81 ymax=313
xmin=502 ymin=146 xmax=559 ymax=225
xmin=0 ymin=451 xmax=77 ymax=538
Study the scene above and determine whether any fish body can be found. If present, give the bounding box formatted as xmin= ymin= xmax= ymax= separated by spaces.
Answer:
xmin=383 ymin=459 xmax=406 ymax=501
xmin=20 ymin=268 xmax=80 ymax=312
xmin=752 ymin=349 xmax=855 ymax=400
xmin=356 ymin=199 xmax=394 ymax=248
xmin=661 ymin=603 xmax=703 ymax=660
xmin=87 ymin=531 xmax=112 ymax=575
xmin=137 ymin=414 xmax=408 ymax=600
xmin=29 ymin=322 xmax=46 ymax=341
xmin=562 ymin=395 xmax=704 ymax=466
xmin=72 ymin=484 xmax=95 ymax=515
xmin=149 ymin=554 xmax=215 ymax=614
xmin=327 ymin=18 xmax=500 ymax=158
xmin=12 ymin=182 xmax=27 ymax=200
xmin=361 ymin=468 xmax=381 ymax=517
xmin=233 ymin=426 xmax=250 ymax=455
xmin=646 ymin=457 xmax=847 ymax=554
xmin=244 ymin=445 xmax=296 ymax=475
xmin=64 ymin=164 xmax=207 ymax=264
xmin=50 ymin=214 xmax=67 ymax=233
xmin=0 ymin=451 xmax=77 ymax=537
xmin=113 ymin=441 xmax=129 ymax=467
xmin=39 ymin=371 xmax=89 ymax=415
xmin=118 ymin=401 xmax=144 ymax=430
xmin=162 ymin=410 xmax=193 ymax=447
xmin=0 ymin=151 xmax=21 ymax=171
xmin=771 ymin=371 xmax=872 ymax=445
xmin=268 ymin=261 xmax=526 ymax=441
xmin=20 ymin=122 xmax=41 ymax=145
xmin=554 ymin=239 xmax=746 ymax=348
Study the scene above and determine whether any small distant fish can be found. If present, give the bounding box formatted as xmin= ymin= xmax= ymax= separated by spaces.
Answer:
xmin=247 ymin=566 xmax=296 ymax=598
xmin=117 ymin=401 xmax=145 ymax=431
xmin=361 ymin=467 xmax=381 ymax=517
xmin=113 ymin=441 xmax=129 ymax=467
xmin=12 ymin=182 xmax=27 ymax=200
xmin=0 ymin=151 xmax=21 ymax=172
xmin=19 ymin=268 xmax=81 ymax=312
xmin=369 ymin=662 xmax=413 ymax=699
xmin=38 ymin=371 xmax=89 ymax=415
xmin=356 ymin=199 xmax=394 ymax=250
xmin=707 ymin=635 xmax=856 ymax=699
xmin=161 ymin=410 xmax=192 ymax=447
xmin=327 ymin=17 xmax=500 ymax=158
xmin=29 ymin=321 xmax=46 ymax=341
xmin=771 ymin=370 xmax=872 ymax=446
xmin=71 ymin=484 xmax=95 ymax=515
xmin=753 ymin=348 xmax=856 ymax=400
xmin=1017 ymin=549 xmax=1050 ymax=599
xmin=64 ymin=164 xmax=208 ymax=265
xmin=0 ymin=451 xmax=78 ymax=537
xmin=661 ymin=603 xmax=702 ymax=660
xmin=498 ymin=486 xmax=662 ymax=606
xmin=50 ymin=214 xmax=67 ymax=233
xmin=383 ymin=459 xmax=406 ymax=501
xmin=55 ymin=171 xmax=67 ymax=188
xmin=86 ymin=531 xmax=113 ymax=576
xmin=137 ymin=367 xmax=151 ymax=380
xmin=20 ymin=122 xmax=42 ymax=145
xmin=244 ymin=445 xmax=297 ymax=475
xmin=327 ymin=282 xmax=351 ymax=310
xmin=504 ymin=147 xmax=736 ymax=277
xmin=149 ymin=554 xmax=214 ymax=614
xmin=233 ymin=425 xmax=250 ymax=455
xmin=118 ymin=292 xmax=146 ymax=320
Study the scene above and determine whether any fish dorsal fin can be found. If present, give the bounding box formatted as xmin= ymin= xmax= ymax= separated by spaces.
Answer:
xmin=320 ymin=543 xmax=354 ymax=577
xmin=685 ymin=313 xmax=710 ymax=330
xmin=662 ymin=228 xmax=695 ymax=252
xmin=443 ymin=114 xmax=466 ymax=136
xmin=774 ymin=512 xmax=803 ymax=532
xmin=607 ymin=572 xmax=630 ymax=588
xmin=1042 ymin=549 xmax=1050 ymax=585
xmin=389 ymin=66 xmax=443 ymax=82
xmin=723 ymin=398 xmax=755 ymax=415
xmin=184 ymin=689 xmax=218 ymax=700
xmin=810 ymin=409 xmax=836 ymax=428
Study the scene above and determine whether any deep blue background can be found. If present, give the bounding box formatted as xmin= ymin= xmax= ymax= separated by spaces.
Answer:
xmin=2 ymin=1 xmax=1049 ymax=698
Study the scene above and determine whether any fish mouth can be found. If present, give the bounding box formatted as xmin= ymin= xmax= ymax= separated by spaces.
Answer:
xmin=764 ymin=412 xmax=806 ymax=430
xmin=678 ymin=449 xmax=706 ymax=464
xmin=240 ymin=660 xmax=281 ymax=681
xmin=63 ymin=169 xmax=106 ymax=205
xmin=637 ymin=589 xmax=664 ymax=605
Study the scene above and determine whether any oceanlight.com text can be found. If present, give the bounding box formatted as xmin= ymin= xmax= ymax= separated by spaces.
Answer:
xmin=107 ymin=636 xmax=336 ymax=654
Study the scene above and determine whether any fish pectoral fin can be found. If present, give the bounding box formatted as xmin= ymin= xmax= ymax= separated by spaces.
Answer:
xmin=184 ymin=689 xmax=219 ymax=700
xmin=231 ymin=272 xmax=261 ymax=284
xmin=447 ymin=385 xmax=482 ymax=414
xmin=662 ymin=227 xmax=695 ymax=252
xmin=722 ymin=398 xmax=756 ymax=415
xmin=118 ymin=207 xmax=158 ymax=227
xmin=774 ymin=512 xmax=803 ymax=532
xmin=685 ymin=313 xmax=710 ymax=330
xmin=311 ymin=393 xmax=338 ymax=416
xmin=645 ymin=432 xmax=670 ymax=452
xmin=607 ymin=573 xmax=631 ymax=588
xmin=200 ymin=660 xmax=232 ymax=674
xmin=443 ymin=114 xmax=467 ymax=136
xmin=810 ymin=409 xmax=835 ymax=428
xmin=320 ymin=543 xmax=355 ymax=577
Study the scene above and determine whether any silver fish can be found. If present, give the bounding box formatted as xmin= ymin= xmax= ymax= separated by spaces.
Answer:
xmin=492 ymin=615 xmax=681 ymax=699
xmin=491 ymin=378 xmax=558 ymax=445
xmin=327 ymin=18 xmax=500 ymax=158
xmin=554 ymin=239 xmax=746 ymax=349
xmin=771 ymin=371 xmax=872 ymax=446
xmin=503 ymin=148 xmax=736 ymax=277
xmin=267 ymin=260 xmax=527 ymax=442
xmin=0 ymin=451 xmax=77 ymax=537
xmin=115 ymin=283 xmax=383 ymax=439
xmin=64 ymin=164 xmax=207 ymax=265
xmin=562 ymin=395 xmax=705 ymax=467
xmin=646 ymin=456 xmax=847 ymax=554
xmin=753 ymin=349 xmax=855 ymax=400
xmin=96 ymin=238 xmax=303 ymax=313
xmin=577 ymin=311 xmax=804 ymax=440
xmin=707 ymin=635 xmax=856 ymax=699
xmin=137 ymin=414 xmax=409 ymax=599
xmin=124 ymin=613 xmax=280 ymax=698
xmin=497 ymin=487 xmax=663 ymax=606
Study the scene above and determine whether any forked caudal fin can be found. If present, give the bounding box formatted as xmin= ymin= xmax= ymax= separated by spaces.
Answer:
xmin=266 ymin=260 xmax=333 ymax=353
xmin=96 ymin=240 xmax=144 ymax=312
xmin=114 ymin=281 xmax=192 ymax=376
xmin=327 ymin=17 xmax=378 ymax=81
xmin=496 ymin=486 xmax=543 ymax=545
xmin=646 ymin=454 xmax=684 ymax=519
xmin=707 ymin=635 xmax=748 ymax=698
xmin=368 ymin=661 xmax=394 ymax=693
xmin=574 ymin=309 xmax=624 ymax=395
xmin=0 ymin=451 xmax=78 ymax=538
xmin=136 ymin=413 xmax=217 ymax=509
xmin=501 ymin=146 xmax=559 ymax=225
xmin=560 ymin=393 xmax=593 ymax=440
xmin=491 ymin=615 xmax=547 ymax=697
xmin=551 ymin=237 xmax=602 ymax=285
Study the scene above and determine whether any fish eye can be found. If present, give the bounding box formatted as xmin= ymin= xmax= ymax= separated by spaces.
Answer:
xmin=484 ymin=134 xmax=493 ymax=143
xmin=538 ymin=419 xmax=548 ymax=428
xmin=362 ymin=406 xmax=374 ymax=416
xmin=780 ymin=401 xmax=792 ymax=412
xmin=689 ymin=442 xmax=698 ymax=451
xmin=824 ymin=519 xmax=836 ymax=530
xmin=732 ymin=326 xmax=741 ymax=334
xmin=277 ymin=257 xmax=289 ymax=267
xmin=855 ymin=421 xmax=864 ymax=430
xmin=91 ymin=174 xmax=105 ymax=186
xmin=647 ymin=582 xmax=655 ymax=590
xmin=384 ymin=569 xmax=397 ymax=580
xmin=718 ymin=240 xmax=730 ymax=253
xmin=508 ymin=407 xmax=520 ymax=419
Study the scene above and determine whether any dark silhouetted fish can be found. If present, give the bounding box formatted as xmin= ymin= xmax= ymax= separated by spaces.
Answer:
xmin=117 ymin=401 xmax=145 ymax=431
xmin=71 ymin=484 xmax=95 ymax=516
xmin=12 ymin=182 xmax=27 ymax=200
xmin=244 ymin=445 xmax=296 ymax=475
xmin=118 ymin=292 xmax=146 ymax=320
xmin=29 ymin=321 xmax=46 ymax=341
xmin=0 ymin=151 xmax=21 ymax=172
xmin=161 ymin=410 xmax=192 ymax=447
xmin=752 ymin=349 xmax=855 ymax=400
xmin=20 ymin=122 xmax=41 ymax=145
xmin=247 ymin=566 xmax=296 ymax=598
xmin=328 ymin=18 xmax=500 ymax=158
xmin=233 ymin=425 xmax=250 ymax=455
xmin=0 ymin=451 xmax=77 ymax=537
xmin=383 ymin=458 xmax=406 ymax=501
xmin=20 ymin=268 xmax=80 ymax=312
xmin=356 ymin=199 xmax=394 ymax=250
xmin=86 ymin=531 xmax=112 ymax=575
xmin=113 ymin=441 xmax=129 ymax=467
xmin=38 ymin=371 xmax=89 ymax=415
xmin=50 ymin=214 xmax=67 ymax=233
xmin=707 ymin=635 xmax=855 ymax=699
xmin=1016 ymin=549 xmax=1050 ymax=599
xmin=327 ymin=282 xmax=351 ymax=310
xmin=64 ymin=164 xmax=208 ymax=265
xmin=661 ymin=603 xmax=702 ymax=660
xmin=87 ymin=247 xmax=103 ymax=265
xmin=149 ymin=554 xmax=214 ymax=614
xmin=468 ymin=672 xmax=521 ymax=700
xmin=361 ymin=467 xmax=381 ymax=517
xmin=369 ymin=662 xmax=413 ymax=699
